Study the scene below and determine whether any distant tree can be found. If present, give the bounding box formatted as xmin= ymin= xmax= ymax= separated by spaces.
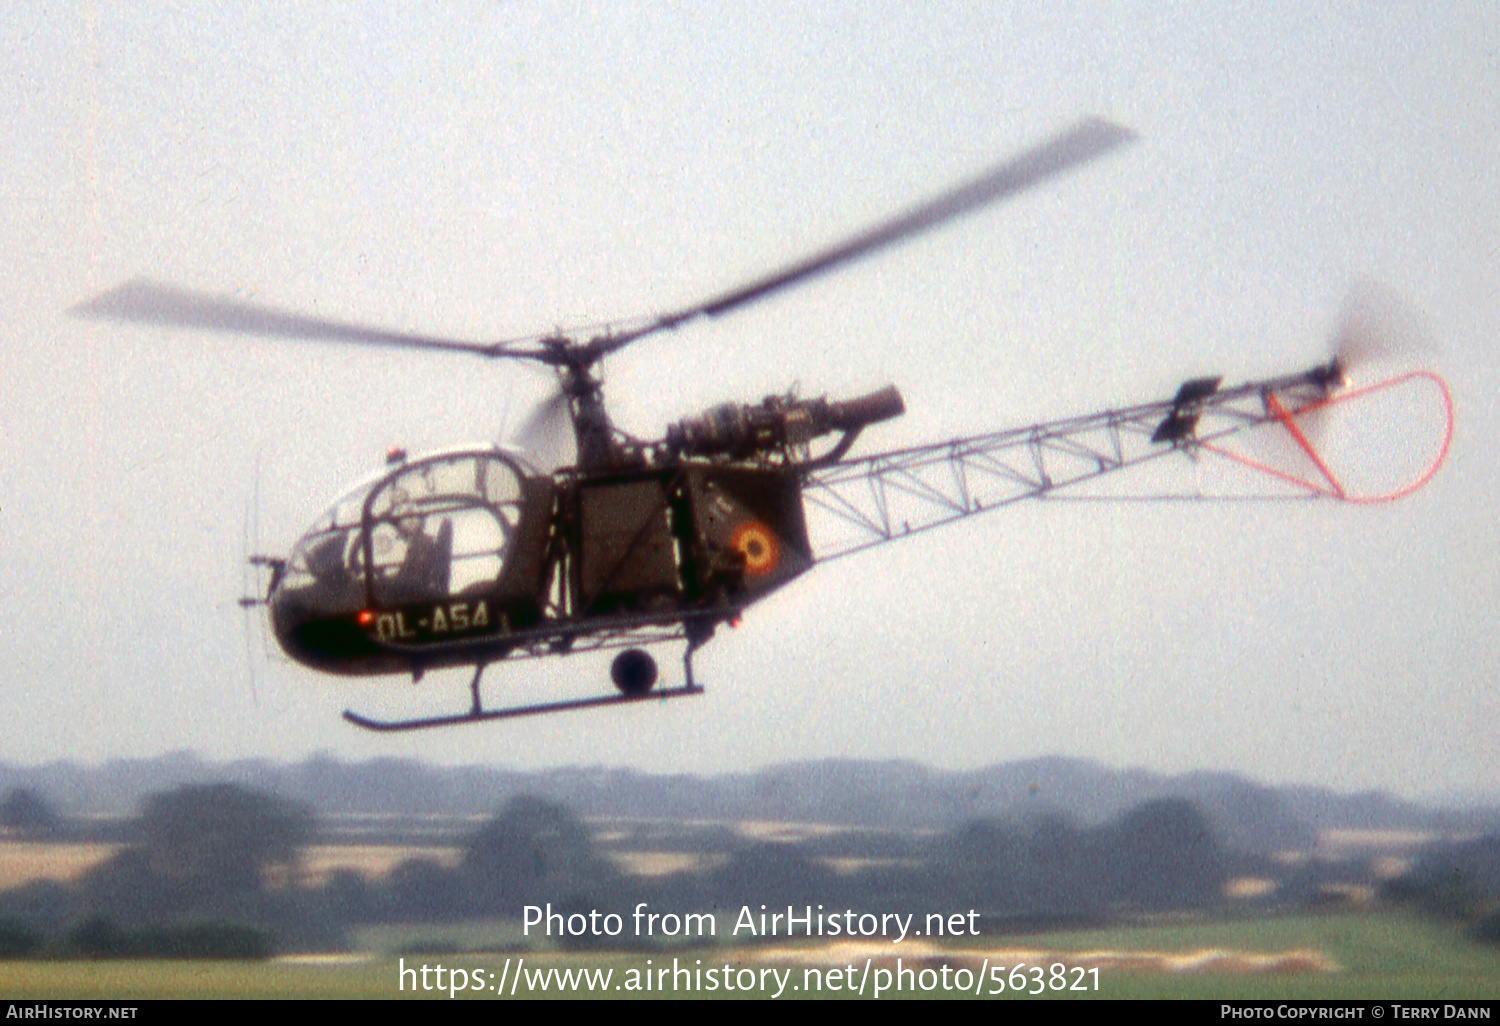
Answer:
xmin=1470 ymin=908 xmax=1500 ymax=946
xmin=386 ymin=858 xmax=463 ymax=921
xmin=1020 ymin=813 xmax=1107 ymax=916
xmin=80 ymin=783 xmax=314 ymax=924
xmin=64 ymin=915 xmax=132 ymax=958
xmin=705 ymin=842 xmax=833 ymax=910
xmin=133 ymin=784 xmax=314 ymax=902
xmin=1106 ymin=798 xmax=1226 ymax=910
xmin=1201 ymin=780 xmax=1317 ymax=854
xmin=1380 ymin=834 xmax=1500 ymax=927
xmin=463 ymin=796 xmax=617 ymax=913
xmin=319 ymin=869 xmax=380 ymax=924
xmin=57 ymin=915 xmax=274 ymax=959
xmin=0 ymin=788 xmax=60 ymax=837
xmin=141 ymin=920 xmax=275 ymax=959
xmin=0 ymin=917 xmax=42 ymax=957
xmin=933 ymin=818 xmax=1025 ymax=911
xmin=78 ymin=848 xmax=180 ymax=923
xmin=0 ymin=880 xmax=77 ymax=936
xmin=1392 ymin=866 xmax=1487 ymax=921
xmin=932 ymin=814 xmax=1109 ymax=919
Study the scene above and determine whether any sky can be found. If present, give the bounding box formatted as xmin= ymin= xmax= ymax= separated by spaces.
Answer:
xmin=2 ymin=1 xmax=1497 ymax=799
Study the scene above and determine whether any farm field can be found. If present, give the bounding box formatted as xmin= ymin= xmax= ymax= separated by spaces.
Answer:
xmin=0 ymin=844 xmax=119 ymax=888
xmin=0 ymin=822 xmax=1438 ymax=890
xmin=0 ymin=911 xmax=1495 ymax=1000
xmin=0 ymin=820 xmax=903 ymax=886
xmin=0 ymin=842 xmax=462 ymax=888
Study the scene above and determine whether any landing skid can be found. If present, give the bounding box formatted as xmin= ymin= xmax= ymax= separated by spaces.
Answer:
xmin=342 ymin=682 xmax=704 ymax=732
xmin=343 ymin=633 xmax=710 ymax=733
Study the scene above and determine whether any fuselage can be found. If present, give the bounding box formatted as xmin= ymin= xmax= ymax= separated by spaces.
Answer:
xmin=268 ymin=444 xmax=813 ymax=677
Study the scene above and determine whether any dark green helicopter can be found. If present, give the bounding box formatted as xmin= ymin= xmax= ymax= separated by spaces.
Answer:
xmin=77 ymin=117 xmax=1445 ymax=730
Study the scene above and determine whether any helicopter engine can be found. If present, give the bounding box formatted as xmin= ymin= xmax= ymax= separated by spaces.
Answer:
xmin=665 ymin=385 xmax=905 ymax=460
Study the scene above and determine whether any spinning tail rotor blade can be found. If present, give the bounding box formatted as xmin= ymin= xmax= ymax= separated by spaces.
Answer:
xmin=1290 ymin=280 xmax=1435 ymax=457
xmin=1329 ymin=279 xmax=1432 ymax=380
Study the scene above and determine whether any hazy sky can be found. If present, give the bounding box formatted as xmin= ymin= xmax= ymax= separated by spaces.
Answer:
xmin=3 ymin=2 xmax=1496 ymax=798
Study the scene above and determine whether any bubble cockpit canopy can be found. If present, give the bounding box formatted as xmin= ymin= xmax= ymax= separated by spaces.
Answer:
xmin=276 ymin=448 xmax=529 ymax=619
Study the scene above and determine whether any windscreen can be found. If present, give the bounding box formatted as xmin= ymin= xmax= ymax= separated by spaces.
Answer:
xmin=278 ymin=450 xmax=526 ymax=616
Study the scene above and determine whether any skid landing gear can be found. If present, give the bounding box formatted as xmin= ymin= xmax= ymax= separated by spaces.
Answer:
xmin=342 ymin=634 xmax=709 ymax=733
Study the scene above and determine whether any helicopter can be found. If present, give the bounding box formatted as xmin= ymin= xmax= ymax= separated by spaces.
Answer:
xmin=75 ymin=117 xmax=1452 ymax=731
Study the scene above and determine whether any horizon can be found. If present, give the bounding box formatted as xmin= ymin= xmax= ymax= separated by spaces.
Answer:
xmin=2 ymin=748 xmax=1496 ymax=811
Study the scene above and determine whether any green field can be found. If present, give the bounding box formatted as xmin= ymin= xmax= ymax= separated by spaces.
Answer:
xmin=0 ymin=910 xmax=1495 ymax=1000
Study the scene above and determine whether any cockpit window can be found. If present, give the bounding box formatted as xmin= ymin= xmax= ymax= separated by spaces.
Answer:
xmin=279 ymin=450 xmax=526 ymax=615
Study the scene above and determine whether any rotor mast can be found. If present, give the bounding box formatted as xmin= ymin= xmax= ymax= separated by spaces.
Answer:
xmin=554 ymin=338 xmax=624 ymax=470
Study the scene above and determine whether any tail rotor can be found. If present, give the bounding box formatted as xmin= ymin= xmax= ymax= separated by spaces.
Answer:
xmin=1253 ymin=281 xmax=1448 ymax=501
xmin=1326 ymin=279 xmax=1433 ymax=384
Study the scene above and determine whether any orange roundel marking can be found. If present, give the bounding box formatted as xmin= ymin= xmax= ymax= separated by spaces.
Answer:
xmin=729 ymin=521 xmax=779 ymax=576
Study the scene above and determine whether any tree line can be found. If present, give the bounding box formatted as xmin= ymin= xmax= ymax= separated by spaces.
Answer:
xmin=1 ymin=782 xmax=1495 ymax=957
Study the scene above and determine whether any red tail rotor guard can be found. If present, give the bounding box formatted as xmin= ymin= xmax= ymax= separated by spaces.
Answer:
xmin=1200 ymin=370 xmax=1452 ymax=504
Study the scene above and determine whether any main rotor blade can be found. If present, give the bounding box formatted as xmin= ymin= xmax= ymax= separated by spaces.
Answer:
xmin=592 ymin=116 xmax=1135 ymax=358
xmin=72 ymin=279 xmax=547 ymax=361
